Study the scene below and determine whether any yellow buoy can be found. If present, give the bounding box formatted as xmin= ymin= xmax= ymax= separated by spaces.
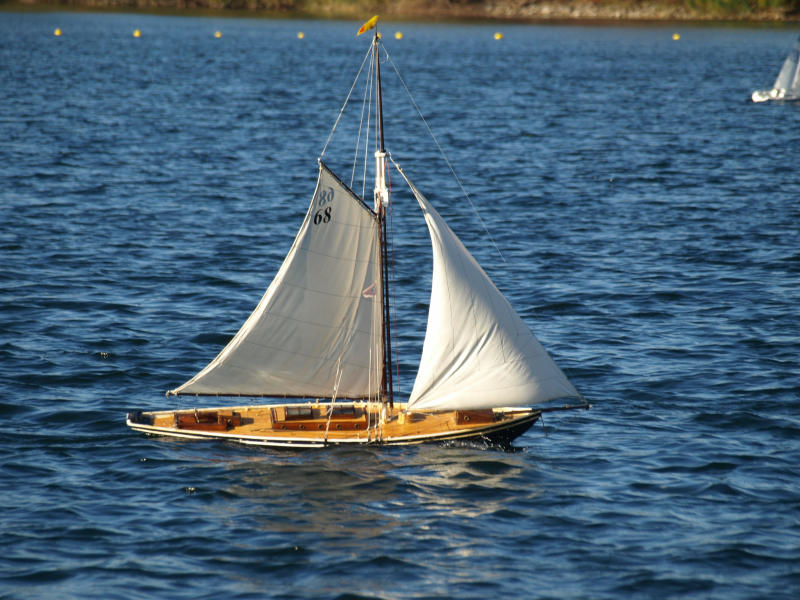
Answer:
xmin=672 ymin=33 xmax=680 ymax=41
xmin=214 ymin=31 xmax=222 ymax=39
xmin=394 ymin=31 xmax=403 ymax=40
xmin=133 ymin=29 xmax=141 ymax=38
xmin=54 ymin=28 xmax=62 ymax=37
xmin=297 ymin=31 xmax=305 ymax=39
xmin=494 ymin=32 xmax=503 ymax=40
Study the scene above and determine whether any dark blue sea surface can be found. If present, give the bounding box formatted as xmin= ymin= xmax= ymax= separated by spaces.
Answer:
xmin=1 ymin=11 xmax=799 ymax=599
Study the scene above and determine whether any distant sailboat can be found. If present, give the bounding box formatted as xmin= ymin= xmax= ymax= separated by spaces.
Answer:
xmin=126 ymin=18 xmax=588 ymax=448
xmin=752 ymin=34 xmax=800 ymax=103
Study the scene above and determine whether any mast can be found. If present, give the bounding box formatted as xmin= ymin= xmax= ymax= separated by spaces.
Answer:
xmin=372 ymin=30 xmax=394 ymax=407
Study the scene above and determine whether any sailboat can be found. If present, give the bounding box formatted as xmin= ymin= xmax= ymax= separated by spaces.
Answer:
xmin=126 ymin=19 xmax=588 ymax=448
xmin=752 ymin=34 xmax=800 ymax=103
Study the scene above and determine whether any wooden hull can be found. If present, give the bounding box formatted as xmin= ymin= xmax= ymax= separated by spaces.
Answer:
xmin=125 ymin=402 xmax=541 ymax=448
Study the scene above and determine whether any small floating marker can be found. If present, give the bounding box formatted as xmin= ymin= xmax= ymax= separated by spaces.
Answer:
xmin=133 ymin=29 xmax=141 ymax=38
xmin=54 ymin=28 xmax=62 ymax=37
xmin=394 ymin=31 xmax=403 ymax=40
xmin=494 ymin=32 xmax=503 ymax=40
xmin=214 ymin=30 xmax=222 ymax=39
xmin=672 ymin=33 xmax=680 ymax=41
xmin=297 ymin=31 xmax=305 ymax=39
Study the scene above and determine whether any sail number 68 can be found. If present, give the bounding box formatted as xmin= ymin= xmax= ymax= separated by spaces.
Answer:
xmin=314 ymin=206 xmax=332 ymax=225
xmin=314 ymin=187 xmax=334 ymax=225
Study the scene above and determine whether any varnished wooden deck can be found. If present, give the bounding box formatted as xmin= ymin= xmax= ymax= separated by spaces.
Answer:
xmin=126 ymin=401 xmax=541 ymax=447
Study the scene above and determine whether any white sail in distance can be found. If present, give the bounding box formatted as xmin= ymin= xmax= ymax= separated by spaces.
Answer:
xmin=170 ymin=162 xmax=383 ymax=399
xmin=773 ymin=35 xmax=800 ymax=97
xmin=399 ymin=170 xmax=580 ymax=411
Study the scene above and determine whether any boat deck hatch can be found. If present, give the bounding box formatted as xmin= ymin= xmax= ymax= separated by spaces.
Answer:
xmin=175 ymin=410 xmax=242 ymax=431
xmin=455 ymin=410 xmax=496 ymax=425
xmin=284 ymin=406 xmax=314 ymax=420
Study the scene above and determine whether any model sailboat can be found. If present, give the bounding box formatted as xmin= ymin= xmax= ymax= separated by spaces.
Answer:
xmin=126 ymin=19 xmax=588 ymax=448
xmin=752 ymin=34 xmax=800 ymax=103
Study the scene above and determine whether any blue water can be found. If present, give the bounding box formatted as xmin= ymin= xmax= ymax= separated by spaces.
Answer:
xmin=2 ymin=11 xmax=799 ymax=599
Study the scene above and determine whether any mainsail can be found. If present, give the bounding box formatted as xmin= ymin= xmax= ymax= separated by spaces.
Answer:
xmin=400 ymin=170 xmax=580 ymax=411
xmin=170 ymin=162 xmax=383 ymax=398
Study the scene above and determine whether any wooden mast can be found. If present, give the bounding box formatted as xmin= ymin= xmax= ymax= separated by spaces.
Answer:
xmin=373 ymin=29 xmax=394 ymax=408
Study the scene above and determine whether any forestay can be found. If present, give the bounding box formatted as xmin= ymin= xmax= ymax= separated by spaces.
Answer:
xmin=170 ymin=162 xmax=383 ymax=399
xmin=400 ymin=170 xmax=580 ymax=411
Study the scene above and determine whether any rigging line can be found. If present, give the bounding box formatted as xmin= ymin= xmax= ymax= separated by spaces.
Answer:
xmin=367 ymin=344 xmax=374 ymax=439
xmin=361 ymin=52 xmax=374 ymax=202
xmin=387 ymin=164 xmax=401 ymax=400
xmin=381 ymin=44 xmax=507 ymax=264
xmin=539 ymin=406 xmax=588 ymax=437
xmin=376 ymin=40 xmax=395 ymax=408
xmin=321 ymin=44 xmax=373 ymax=159
xmin=324 ymin=358 xmax=344 ymax=445
xmin=352 ymin=49 xmax=374 ymax=190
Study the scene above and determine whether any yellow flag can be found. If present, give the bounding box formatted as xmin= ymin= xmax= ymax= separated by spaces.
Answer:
xmin=357 ymin=15 xmax=379 ymax=36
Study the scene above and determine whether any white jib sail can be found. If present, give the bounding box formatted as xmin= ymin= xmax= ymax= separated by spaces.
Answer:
xmin=400 ymin=172 xmax=579 ymax=411
xmin=772 ymin=38 xmax=800 ymax=91
xmin=170 ymin=162 xmax=383 ymax=398
xmin=773 ymin=36 xmax=800 ymax=96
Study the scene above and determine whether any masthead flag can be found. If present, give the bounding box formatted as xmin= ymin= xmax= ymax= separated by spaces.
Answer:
xmin=357 ymin=15 xmax=379 ymax=36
